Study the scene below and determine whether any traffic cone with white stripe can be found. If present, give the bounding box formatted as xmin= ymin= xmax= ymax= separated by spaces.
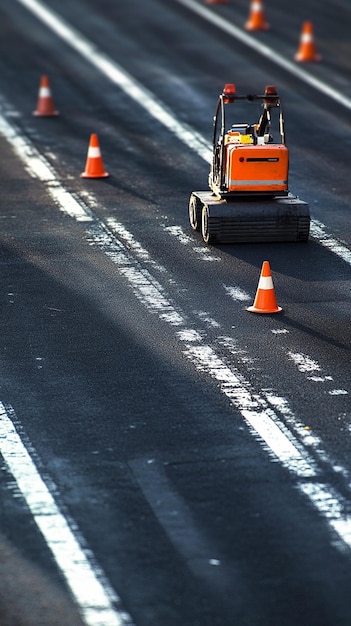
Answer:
xmin=245 ymin=0 xmax=269 ymax=31
xmin=33 ymin=75 xmax=59 ymax=117
xmin=247 ymin=261 xmax=282 ymax=314
xmin=80 ymin=133 xmax=109 ymax=178
xmin=294 ymin=21 xmax=321 ymax=62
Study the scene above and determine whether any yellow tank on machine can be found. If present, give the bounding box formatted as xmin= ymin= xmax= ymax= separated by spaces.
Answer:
xmin=189 ymin=84 xmax=310 ymax=244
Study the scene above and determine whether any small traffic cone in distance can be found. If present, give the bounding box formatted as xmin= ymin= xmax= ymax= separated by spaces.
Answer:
xmin=247 ymin=261 xmax=282 ymax=314
xmin=33 ymin=75 xmax=59 ymax=117
xmin=294 ymin=21 xmax=321 ymax=62
xmin=80 ymin=133 xmax=109 ymax=179
xmin=245 ymin=0 xmax=269 ymax=31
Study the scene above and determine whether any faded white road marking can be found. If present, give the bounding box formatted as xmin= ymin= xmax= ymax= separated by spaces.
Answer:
xmin=193 ymin=310 xmax=220 ymax=328
xmin=16 ymin=0 xmax=351 ymax=263
xmin=165 ymin=225 xmax=220 ymax=262
xmin=288 ymin=351 xmax=323 ymax=374
xmin=288 ymin=351 xmax=348 ymax=394
xmin=0 ymin=403 xmax=133 ymax=626
xmin=107 ymin=218 xmax=167 ymax=273
xmin=310 ymin=220 xmax=351 ymax=265
xmin=224 ymin=285 xmax=251 ymax=303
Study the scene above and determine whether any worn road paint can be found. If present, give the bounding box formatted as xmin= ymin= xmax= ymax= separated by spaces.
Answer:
xmin=0 ymin=403 xmax=133 ymax=626
xmin=288 ymin=351 xmax=348 ymax=394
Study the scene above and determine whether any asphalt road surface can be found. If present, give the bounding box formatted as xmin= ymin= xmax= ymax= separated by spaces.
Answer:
xmin=0 ymin=0 xmax=350 ymax=624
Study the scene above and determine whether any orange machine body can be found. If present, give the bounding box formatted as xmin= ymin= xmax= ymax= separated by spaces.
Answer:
xmin=224 ymin=142 xmax=288 ymax=194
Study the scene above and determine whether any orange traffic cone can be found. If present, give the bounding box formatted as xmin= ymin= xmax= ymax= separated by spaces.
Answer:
xmin=294 ymin=21 xmax=321 ymax=62
xmin=247 ymin=261 xmax=282 ymax=314
xmin=80 ymin=134 xmax=109 ymax=179
xmin=33 ymin=75 xmax=59 ymax=117
xmin=245 ymin=0 xmax=269 ymax=31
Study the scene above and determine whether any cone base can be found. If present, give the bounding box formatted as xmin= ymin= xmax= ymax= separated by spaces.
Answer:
xmin=33 ymin=110 xmax=59 ymax=117
xmin=247 ymin=305 xmax=283 ymax=314
xmin=294 ymin=53 xmax=321 ymax=62
xmin=245 ymin=23 xmax=269 ymax=31
xmin=80 ymin=172 xmax=110 ymax=178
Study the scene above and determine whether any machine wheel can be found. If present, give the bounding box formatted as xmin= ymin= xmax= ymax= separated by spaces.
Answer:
xmin=189 ymin=193 xmax=202 ymax=231
xmin=201 ymin=205 xmax=214 ymax=244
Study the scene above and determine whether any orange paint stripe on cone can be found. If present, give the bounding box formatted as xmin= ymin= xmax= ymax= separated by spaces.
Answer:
xmin=294 ymin=21 xmax=321 ymax=62
xmin=80 ymin=133 xmax=109 ymax=179
xmin=33 ymin=75 xmax=59 ymax=117
xmin=245 ymin=0 xmax=269 ymax=31
xmin=247 ymin=261 xmax=282 ymax=314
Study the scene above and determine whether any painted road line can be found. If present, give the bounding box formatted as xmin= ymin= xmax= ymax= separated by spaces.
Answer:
xmin=175 ymin=0 xmax=351 ymax=112
xmin=223 ymin=285 xmax=252 ymax=303
xmin=222 ymin=334 xmax=350 ymax=479
xmin=310 ymin=220 xmax=351 ymax=266
xmin=106 ymin=218 xmax=168 ymax=274
xmin=288 ymin=350 xmax=348 ymax=395
xmin=0 ymin=403 xmax=134 ymax=626
xmin=14 ymin=0 xmax=351 ymax=262
xmin=165 ymin=225 xmax=221 ymax=262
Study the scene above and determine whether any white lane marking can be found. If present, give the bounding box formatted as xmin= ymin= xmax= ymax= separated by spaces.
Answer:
xmin=193 ymin=310 xmax=220 ymax=328
xmin=288 ymin=351 xmax=323 ymax=374
xmin=310 ymin=220 xmax=351 ymax=265
xmin=300 ymin=482 xmax=351 ymax=549
xmin=165 ymin=225 xmax=220 ymax=262
xmin=14 ymin=0 xmax=351 ymax=264
xmin=220 ymin=335 xmax=350 ymax=475
xmin=175 ymin=0 xmax=351 ymax=112
xmin=288 ymin=351 xmax=348 ymax=394
xmin=224 ymin=285 xmax=252 ymax=303
xmin=106 ymin=217 xmax=167 ymax=273
xmin=0 ymin=403 xmax=133 ymax=626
